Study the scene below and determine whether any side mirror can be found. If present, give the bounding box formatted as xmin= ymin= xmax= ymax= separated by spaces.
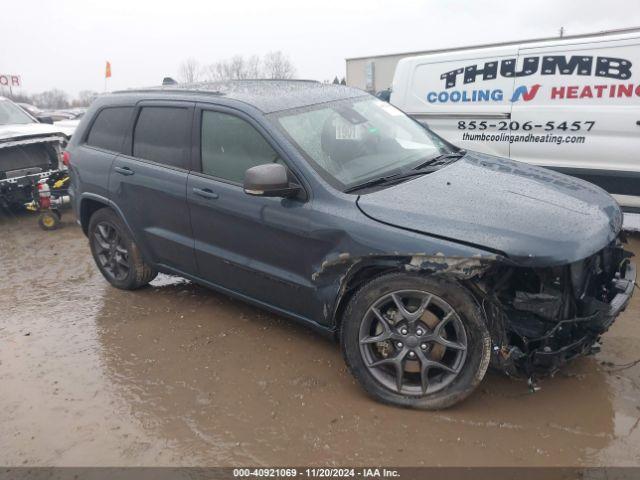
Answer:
xmin=244 ymin=163 xmax=300 ymax=198
xmin=37 ymin=115 xmax=54 ymax=124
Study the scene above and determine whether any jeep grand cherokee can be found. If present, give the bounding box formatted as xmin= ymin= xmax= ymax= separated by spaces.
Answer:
xmin=67 ymin=80 xmax=635 ymax=409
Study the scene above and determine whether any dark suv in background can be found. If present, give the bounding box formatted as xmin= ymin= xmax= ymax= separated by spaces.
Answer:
xmin=68 ymin=80 xmax=635 ymax=409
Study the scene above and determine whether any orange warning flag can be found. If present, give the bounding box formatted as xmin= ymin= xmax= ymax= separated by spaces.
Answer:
xmin=105 ymin=61 xmax=112 ymax=78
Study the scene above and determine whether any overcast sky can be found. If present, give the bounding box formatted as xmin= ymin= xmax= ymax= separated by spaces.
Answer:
xmin=1 ymin=0 xmax=639 ymax=97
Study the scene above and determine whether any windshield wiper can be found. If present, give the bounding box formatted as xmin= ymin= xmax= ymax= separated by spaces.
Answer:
xmin=344 ymin=150 xmax=467 ymax=193
xmin=412 ymin=150 xmax=466 ymax=170
xmin=344 ymin=169 xmax=431 ymax=193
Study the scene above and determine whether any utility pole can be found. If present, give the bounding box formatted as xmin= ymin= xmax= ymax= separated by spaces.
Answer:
xmin=559 ymin=26 xmax=565 ymax=38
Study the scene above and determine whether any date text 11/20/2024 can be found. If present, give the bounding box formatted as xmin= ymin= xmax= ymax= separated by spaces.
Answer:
xmin=232 ymin=468 xmax=400 ymax=478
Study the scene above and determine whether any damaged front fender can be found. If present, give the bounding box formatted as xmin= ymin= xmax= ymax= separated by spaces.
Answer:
xmin=313 ymin=235 xmax=634 ymax=384
xmin=405 ymin=253 xmax=503 ymax=279
xmin=313 ymin=250 xmax=508 ymax=327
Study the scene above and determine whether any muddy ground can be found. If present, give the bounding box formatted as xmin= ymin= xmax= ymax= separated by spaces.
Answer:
xmin=1 ymin=211 xmax=639 ymax=467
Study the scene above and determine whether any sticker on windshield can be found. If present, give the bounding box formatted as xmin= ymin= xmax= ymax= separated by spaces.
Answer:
xmin=334 ymin=120 xmax=361 ymax=140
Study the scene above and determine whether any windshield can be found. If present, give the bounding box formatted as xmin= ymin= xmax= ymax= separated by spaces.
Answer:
xmin=0 ymin=99 xmax=35 ymax=125
xmin=273 ymin=97 xmax=452 ymax=189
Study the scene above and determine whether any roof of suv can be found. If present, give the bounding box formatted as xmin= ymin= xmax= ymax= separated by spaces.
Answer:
xmin=115 ymin=80 xmax=367 ymax=114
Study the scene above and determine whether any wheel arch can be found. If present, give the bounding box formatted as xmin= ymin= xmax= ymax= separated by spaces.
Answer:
xmin=79 ymin=196 xmax=109 ymax=235
xmin=78 ymin=195 xmax=141 ymax=256
xmin=331 ymin=261 xmax=400 ymax=340
xmin=328 ymin=254 xmax=500 ymax=339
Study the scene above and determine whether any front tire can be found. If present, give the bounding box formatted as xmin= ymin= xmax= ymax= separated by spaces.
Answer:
xmin=340 ymin=273 xmax=490 ymax=410
xmin=88 ymin=208 xmax=157 ymax=290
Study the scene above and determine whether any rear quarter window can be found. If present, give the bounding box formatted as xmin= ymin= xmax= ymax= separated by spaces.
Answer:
xmin=85 ymin=107 xmax=133 ymax=153
xmin=132 ymin=107 xmax=190 ymax=168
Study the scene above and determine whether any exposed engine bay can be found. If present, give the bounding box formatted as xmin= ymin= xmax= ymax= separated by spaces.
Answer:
xmin=469 ymin=236 xmax=636 ymax=380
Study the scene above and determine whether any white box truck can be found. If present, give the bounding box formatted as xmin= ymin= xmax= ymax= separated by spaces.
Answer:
xmin=390 ymin=29 xmax=640 ymax=229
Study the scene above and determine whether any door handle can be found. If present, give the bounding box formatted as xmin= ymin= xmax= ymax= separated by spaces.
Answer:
xmin=114 ymin=166 xmax=134 ymax=176
xmin=193 ymin=187 xmax=219 ymax=200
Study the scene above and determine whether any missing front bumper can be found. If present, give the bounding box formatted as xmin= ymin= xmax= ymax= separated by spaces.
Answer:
xmin=494 ymin=254 xmax=636 ymax=377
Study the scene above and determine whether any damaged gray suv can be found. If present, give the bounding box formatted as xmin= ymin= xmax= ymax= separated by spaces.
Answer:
xmin=68 ymin=80 xmax=636 ymax=409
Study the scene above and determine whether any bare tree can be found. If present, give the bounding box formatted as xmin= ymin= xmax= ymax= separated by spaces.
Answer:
xmin=204 ymin=54 xmax=262 ymax=81
xmin=6 ymin=92 xmax=33 ymax=104
xmin=74 ymin=90 xmax=99 ymax=107
xmin=229 ymin=55 xmax=248 ymax=79
xmin=204 ymin=58 xmax=226 ymax=81
xmin=263 ymin=51 xmax=296 ymax=79
xmin=203 ymin=62 xmax=224 ymax=82
xmin=201 ymin=52 xmax=296 ymax=82
xmin=179 ymin=57 xmax=200 ymax=83
xmin=33 ymin=89 xmax=70 ymax=109
xmin=245 ymin=55 xmax=261 ymax=78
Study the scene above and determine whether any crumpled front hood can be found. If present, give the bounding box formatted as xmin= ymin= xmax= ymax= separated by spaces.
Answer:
xmin=0 ymin=123 xmax=68 ymax=143
xmin=357 ymin=152 xmax=622 ymax=266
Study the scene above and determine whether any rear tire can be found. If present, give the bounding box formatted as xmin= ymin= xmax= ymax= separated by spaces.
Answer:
xmin=340 ymin=272 xmax=491 ymax=410
xmin=88 ymin=208 xmax=157 ymax=290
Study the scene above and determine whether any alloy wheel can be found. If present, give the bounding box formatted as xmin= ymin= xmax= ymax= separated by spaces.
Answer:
xmin=92 ymin=222 xmax=130 ymax=282
xmin=358 ymin=289 xmax=468 ymax=395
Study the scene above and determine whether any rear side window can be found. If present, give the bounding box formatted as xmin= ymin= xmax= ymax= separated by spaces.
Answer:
xmin=201 ymin=111 xmax=281 ymax=183
xmin=85 ymin=107 xmax=133 ymax=153
xmin=133 ymin=107 xmax=190 ymax=168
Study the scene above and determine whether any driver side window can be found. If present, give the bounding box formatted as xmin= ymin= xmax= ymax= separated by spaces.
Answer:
xmin=201 ymin=111 xmax=281 ymax=183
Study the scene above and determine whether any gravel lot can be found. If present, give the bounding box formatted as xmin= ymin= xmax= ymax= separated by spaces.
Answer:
xmin=1 ymin=211 xmax=639 ymax=467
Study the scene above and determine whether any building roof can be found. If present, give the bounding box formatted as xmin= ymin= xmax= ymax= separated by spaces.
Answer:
xmin=345 ymin=26 xmax=640 ymax=62
xmin=117 ymin=79 xmax=367 ymax=113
